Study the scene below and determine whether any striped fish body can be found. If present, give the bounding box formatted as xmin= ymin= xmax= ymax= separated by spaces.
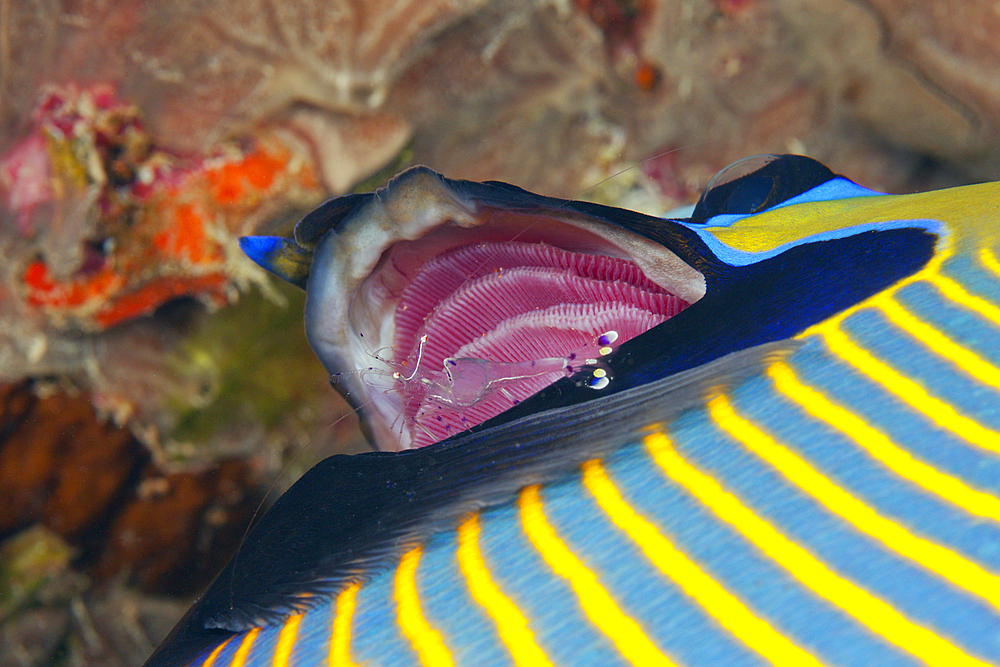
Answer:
xmin=148 ymin=161 xmax=1000 ymax=667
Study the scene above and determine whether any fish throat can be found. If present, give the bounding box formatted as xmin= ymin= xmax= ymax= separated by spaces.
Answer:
xmin=304 ymin=168 xmax=705 ymax=450
xmin=368 ymin=240 xmax=687 ymax=447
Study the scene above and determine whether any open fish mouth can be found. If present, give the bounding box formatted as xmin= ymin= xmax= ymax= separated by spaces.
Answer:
xmin=244 ymin=166 xmax=706 ymax=450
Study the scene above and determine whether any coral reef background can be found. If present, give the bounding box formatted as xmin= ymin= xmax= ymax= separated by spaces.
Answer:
xmin=1 ymin=1 xmax=998 ymax=664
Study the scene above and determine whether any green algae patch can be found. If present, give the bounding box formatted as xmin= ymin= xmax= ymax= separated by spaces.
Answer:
xmin=0 ymin=526 xmax=75 ymax=622
xmin=165 ymin=279 xmax=330 ymax=451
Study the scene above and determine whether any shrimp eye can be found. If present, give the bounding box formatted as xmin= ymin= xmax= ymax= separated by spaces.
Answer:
xmin=691 ymin=154 xmax=836 ymax=220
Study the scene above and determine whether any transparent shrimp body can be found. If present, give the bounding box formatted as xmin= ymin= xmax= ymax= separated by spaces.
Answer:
xmin=397 ymin=331 xmax=617 ymax=407
xmin=425 ymin=353 xmax=572 ymax=407
xmin=341 ymin=330 xmax=619 ymax=445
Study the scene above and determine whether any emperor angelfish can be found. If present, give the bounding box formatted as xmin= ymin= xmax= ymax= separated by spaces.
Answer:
xmin=145 ymin=155 xmax=1000 ymax=667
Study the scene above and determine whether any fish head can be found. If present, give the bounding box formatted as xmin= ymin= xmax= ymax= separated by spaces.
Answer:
xmin=241 ymin=155 xmax=938 ymax=452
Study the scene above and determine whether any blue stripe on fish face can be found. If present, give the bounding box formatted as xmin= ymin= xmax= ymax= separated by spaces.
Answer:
xmin=144 ymin=156 xmax=1000 ymax=667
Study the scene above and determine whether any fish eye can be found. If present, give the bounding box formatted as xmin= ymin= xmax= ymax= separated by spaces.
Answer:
xmin=691 ymin=154 xmax=836 ymax=220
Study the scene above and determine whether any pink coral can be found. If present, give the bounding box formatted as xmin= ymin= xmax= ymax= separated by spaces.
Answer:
xmin=2 ymin=85 xmax=323 ymax=332
xmin=0 ymin=135 xmax=54 ymax=236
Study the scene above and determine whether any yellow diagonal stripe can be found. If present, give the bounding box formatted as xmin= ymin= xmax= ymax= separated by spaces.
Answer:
xmin=644 ymin=432 xmax=994 ymax=667
xmin=395 ymin=546 xmax=456 ymax=667
xmin=199 ymin=637 xmax=232 ymax=667
xmin=518 ymin=484 xmax=678 ymax=667
xmin=926 ymin=269 xmax=1000 ymax=330
xmin=710 ymin=393 xmax=1000 ymax=613
xmin=980 ymin=247 xmax=1000 ymax=289
xmin=230 ymin=627 xmax=261 ymax=667
xmin=457 ymin=513 xmax=554 ymax=667
xmin=580 ymin=459 xmax=827 ymax=667
xmin=769 ymin=361 xmax=1000 ymax=522
xmin=817 ymin=325 xmax=1000 ymax=455
xmin=272 ymin=614 xmax=303 ymax=667
xmin=877 ymin=294 xmax=1000 ymax=390
xmin=330 ymin=583 xmax=362 ymax=667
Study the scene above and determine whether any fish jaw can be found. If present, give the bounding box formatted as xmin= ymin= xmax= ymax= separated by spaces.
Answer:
xmin=303 ymin=167 xmax=482 ymax=450
xmin=301 ymin=166 xmax=705 ymax=451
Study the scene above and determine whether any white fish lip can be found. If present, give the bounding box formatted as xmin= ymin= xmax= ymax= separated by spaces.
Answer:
xmin=304 ymin=166 xmax=706 ymax=451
